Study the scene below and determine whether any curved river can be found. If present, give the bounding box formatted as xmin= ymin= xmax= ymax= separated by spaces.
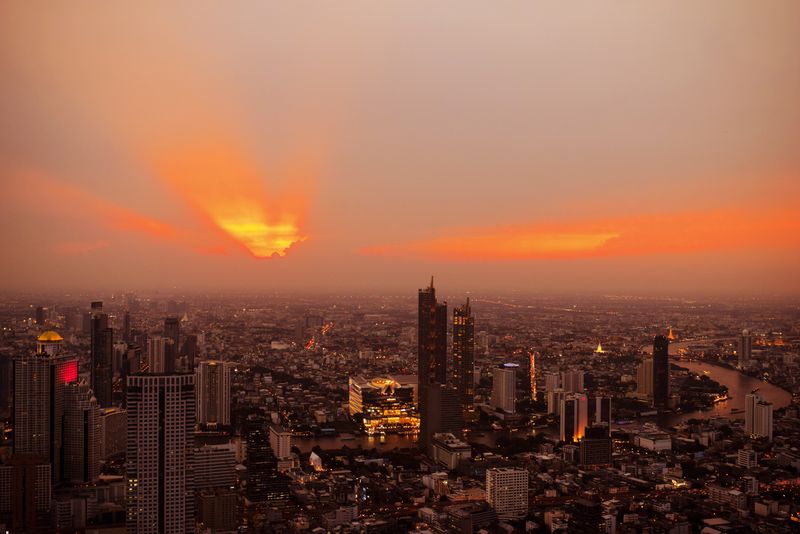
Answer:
xmin=296 ymin=343 xmax=792 ymax=452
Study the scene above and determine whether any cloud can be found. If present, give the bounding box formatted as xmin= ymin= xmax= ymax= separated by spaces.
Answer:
xmin=151 ymin=141 xmax=313 ymax=258
xmin=362 ymin=208 xmax=800 ymax=261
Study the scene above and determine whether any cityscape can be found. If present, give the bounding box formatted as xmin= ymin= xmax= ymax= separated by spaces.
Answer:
xmin=2 ymin=2 xmax=800 ymax=533
xmin=0 ymin=289 xmax=798 ymax=532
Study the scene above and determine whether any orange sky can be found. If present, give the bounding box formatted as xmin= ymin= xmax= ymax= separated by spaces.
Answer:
xmin=1 ymin=2 xmax=799 ymax=295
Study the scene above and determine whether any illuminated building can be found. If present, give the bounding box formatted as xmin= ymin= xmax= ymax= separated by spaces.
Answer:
xmin=196 ymin=360 xmax=231 ymax=428
xmin=126 ymin=373 xmax=195 ymax=534
xmin=13 ymin=331 xmax=78 ymax=483
xmin=418 ymin=277 xmax=447 ymax=452
xmin=652 ymin=335 xmax=670 ymax=408
xmin=90 ymin=304 xmax=114 ymax=407
xmin=62 ymin=379 xmax=102 ymax=483
xmin=452 ymin=298 xmax=475 ymax=420
xmin=738 ymin=329 xmax=753 ymax=369
xmin=348 ymin=376 xmax=419 ymax=435
xmin=560 ymin=393 xmax=588 ymax=442
xmin=491 ymin=364 xmax=517 ymax=414
xmin=486 ymin=468 xmax=528 ymax=519
xmin=529 ymin=352 xmax=537 ymax=401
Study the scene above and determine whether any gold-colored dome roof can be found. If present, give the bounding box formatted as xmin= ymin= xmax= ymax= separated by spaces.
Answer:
xmin=38 ymin=330 xmax=63 ymax=342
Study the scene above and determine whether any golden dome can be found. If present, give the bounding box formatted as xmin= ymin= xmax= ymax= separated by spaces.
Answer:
xmin=38 ymin=330 xmax=63 ymax=342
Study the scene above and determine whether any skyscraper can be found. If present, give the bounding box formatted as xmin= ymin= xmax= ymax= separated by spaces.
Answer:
xmin=164 ymin=317 xmax=181 ymax=373
xmin=491 ymin=364 xmax=517 ymax=414
xmin=244 ymin=419 xmax=288 ymax=505
xmin=122 ymin=310 xmax=131 ymax=344
xmin=636 ymin=357 xmax=654 ymax=399
xmin=196 ymin=360 xmax=231 ymax=429
xmin=652 ymin=335 xmax=670 ymax=408
xmin=62 ymin=379 xmax=102 ymax=484
xmin=126 ymin=374 xmax=195 ymax=534
xmin=13 ymin=331 xmax=78 ymax=482
xmin=418 ymin=277 xmax=448 ymax=453
xmin=423 ymin=383 xmax=464 ymax=455
xmin=451 ymin=298 xmax=475 ymax=420
xmin=745 ymin=393 xmax=773 ymax=440
xmin=147 ymin=337 xmax=167 ymax=373
xmin=561 ymin=370 xmax=585 ymax=393
xmin=485 ymin=468 xmax=528 ymax=519
xmin=738 ymin=329 xmax=753 ymax=369
xmin=91 ymin=306 xmax=114 ymax=407
xmin=560 ymin=393 xmax=588 ymax=442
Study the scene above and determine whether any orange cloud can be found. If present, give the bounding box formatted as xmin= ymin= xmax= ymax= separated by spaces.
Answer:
xmin=362 ymin=208 xmax=800 ymax=260
xmin=152 ymin=141 xmax=313 ymax=258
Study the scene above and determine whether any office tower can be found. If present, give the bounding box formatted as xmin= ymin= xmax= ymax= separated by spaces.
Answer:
xmin=637 ymin=357 xmax=654 ymax=398
xmin=348 ymin=376 xmax=418 ymax=435
xmin=35 ymin=306 xmax=45 ymax=325
xmin=196 ymin=491 xmax=237 ymax=532
xmin=485 ymin=468 xmax=528 ymax=519
xmin=147 ymin=337 xmax=167 ymax=373
xmin=491 ymin=364 xmax=517 ymax=414
xmin=0 ymin=456 xmax=51 ymax=532
xmin=652 ymin=335 xmax=670 ymax=408
xmin=418 ymin=277 xmax=447 ymax=453
xmin=588 ymin=397 xmax=611 ymax=427
xmin=745 ymin=393 xmax=772 ymax=440
xmin=100 ymin=407 xmax=127 ymax=459
xmin=545 ymin=372 xmax=560 ymax=393
xmin=122 ymin=310 xmax=131 ymax=343
xmin=547 ymin=388 xmax=566 ymax=416
xmin=560 ymin=370 xmax=584 ymax=393
xmin=126 ymin=374 xmax=195 ymax=534
xmin=13 ymin=331 xmax=78 ymax=482
xmin=181 ymin=334 xmax=199 ymax=371
xmin=560 ymin=393 xmax=588 ymax=442
xmin=164 ymin=317 xmax=180 ymax=373
xmin=269 ymin=425 xmax=293 ymax=459
xmin=738 ymin=329 xmax=753 ymax=368
xmin=0 ymin=354 xmax=11 ymax=415
xmin=196 ymin=360 xmax=231 ymax=429
xmin=91 ymin=308 xmax=114 ymax=407
xmin=245 ymin=419 xmax=288 ymax=504
xmin=452 ymin=298 xmax=475 ymax=419
xmin=424 ymin=383 xmax=464 ymax=455
xmin=194 ymin=445 xmax=236 ymax=491
xmin=579 ymin=425 xmax=613 ymax=466
xmin=62 ymin=379 xmax=101 ymax=483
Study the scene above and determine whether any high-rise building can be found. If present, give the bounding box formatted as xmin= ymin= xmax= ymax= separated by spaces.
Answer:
xmin=588 ymin=396 xmax=611 ymax=427
xmin=452 ymin=298 xmax=475 ymax=419
xmin=423 ymin=383 xmax=464 ymax=455
xmin=269 ymin=425 xmax=293 ymax=460
xmin=547 ymin=388 xmax=566 ymax=416
xmin=164 ymin=317 xmax=181 ymax=373
xmin=485 ymin=467 xmax=528 ymax=519
xmin=636 ymin=357 xmax=654 ymax=399
xmin=91 ymin=307 xmax=114 ymax=407
xmin=491 ymin=364 xmax=517 ymax=414
xmin=147 ymin=337 xmax=167 ymax=374
xmin=418 ymin=278 xmax=448 ymax=453
xmin=122 ymin=310 xmax=131 ymax=344
xmin=126 ymin=374 xmax=195 ymax=534
xmin=245 ymin=419 xmax=288 ymax=505
xmin=545 ymin=372 xmax=561 ymax=393
xmin=579 ymin=425 xmax=612 ymax=466
xmin=35 ymin=306 xmax=45 ymax=325
xmin=194 ymin=445 xmax=236 ymax=491
xmin=181 ymin=334 xmax=199 ymax=371
xmin=652 ymin=335 xmax=670 ymax=408
xmin=560 ymin=393 xmax=588 ymax=442
xmin=0 ymin=456 xmax=51 ymax=532
xmin=13 ymin=331 xmax=78 ymax=482
xmin=196 ymin=360 xmax=231 ymax=429
xmin=738 ymin=329 xmax=753 ymax=368
xmin=745 ymin=393 xmax=773 ymax=441
xmin=567 ymin=495 xmax=606 ymax=533
xmin=561 ymin=370 xmax=584 ymax=393
xmin=62 ymin=379 xmax=102 ymax=483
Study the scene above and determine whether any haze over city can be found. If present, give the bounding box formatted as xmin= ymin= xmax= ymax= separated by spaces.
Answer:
xmin=2 ymin=2 xmax=799 ymax=295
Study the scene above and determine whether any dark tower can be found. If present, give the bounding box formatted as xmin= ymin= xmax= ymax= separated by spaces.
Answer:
xmin=122 ymin=310 xmax=131 ymax=344
xmin=452 ymin=298 xmax=475 ymax=420
xmin=418 ymin=277 xmax=447 ymax=453
xmin=652 ymin=335 xmax=670 ymax=408
xmin=245 ymin=419 xmax=288 ymax=504
xmin=164 ymin=317 xmax=180 ymax=373
xmin=90 ymin=307 xmax=113 ymax=407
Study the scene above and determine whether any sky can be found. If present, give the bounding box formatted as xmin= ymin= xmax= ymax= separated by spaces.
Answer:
xmin=1 ymin=2 xmax=799 ymax=296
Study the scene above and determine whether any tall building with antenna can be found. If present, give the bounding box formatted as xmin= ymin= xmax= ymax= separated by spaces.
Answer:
xmin=418 ymin=277 xmax=448 ymax=453
xmin=452 ymin=298 xmax=475 ymax=420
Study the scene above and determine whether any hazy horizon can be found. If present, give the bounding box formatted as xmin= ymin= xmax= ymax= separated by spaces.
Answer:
xmin=2 ymin=2 xmax=799 ymax=296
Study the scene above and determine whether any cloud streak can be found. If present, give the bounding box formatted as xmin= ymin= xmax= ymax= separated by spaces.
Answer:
xmin=361 ymin=208 xmax=800 ymax=261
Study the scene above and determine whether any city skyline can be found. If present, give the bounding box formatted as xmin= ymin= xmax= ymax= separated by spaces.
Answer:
xmin=2 ymin=2 xmax=799 ymax=295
